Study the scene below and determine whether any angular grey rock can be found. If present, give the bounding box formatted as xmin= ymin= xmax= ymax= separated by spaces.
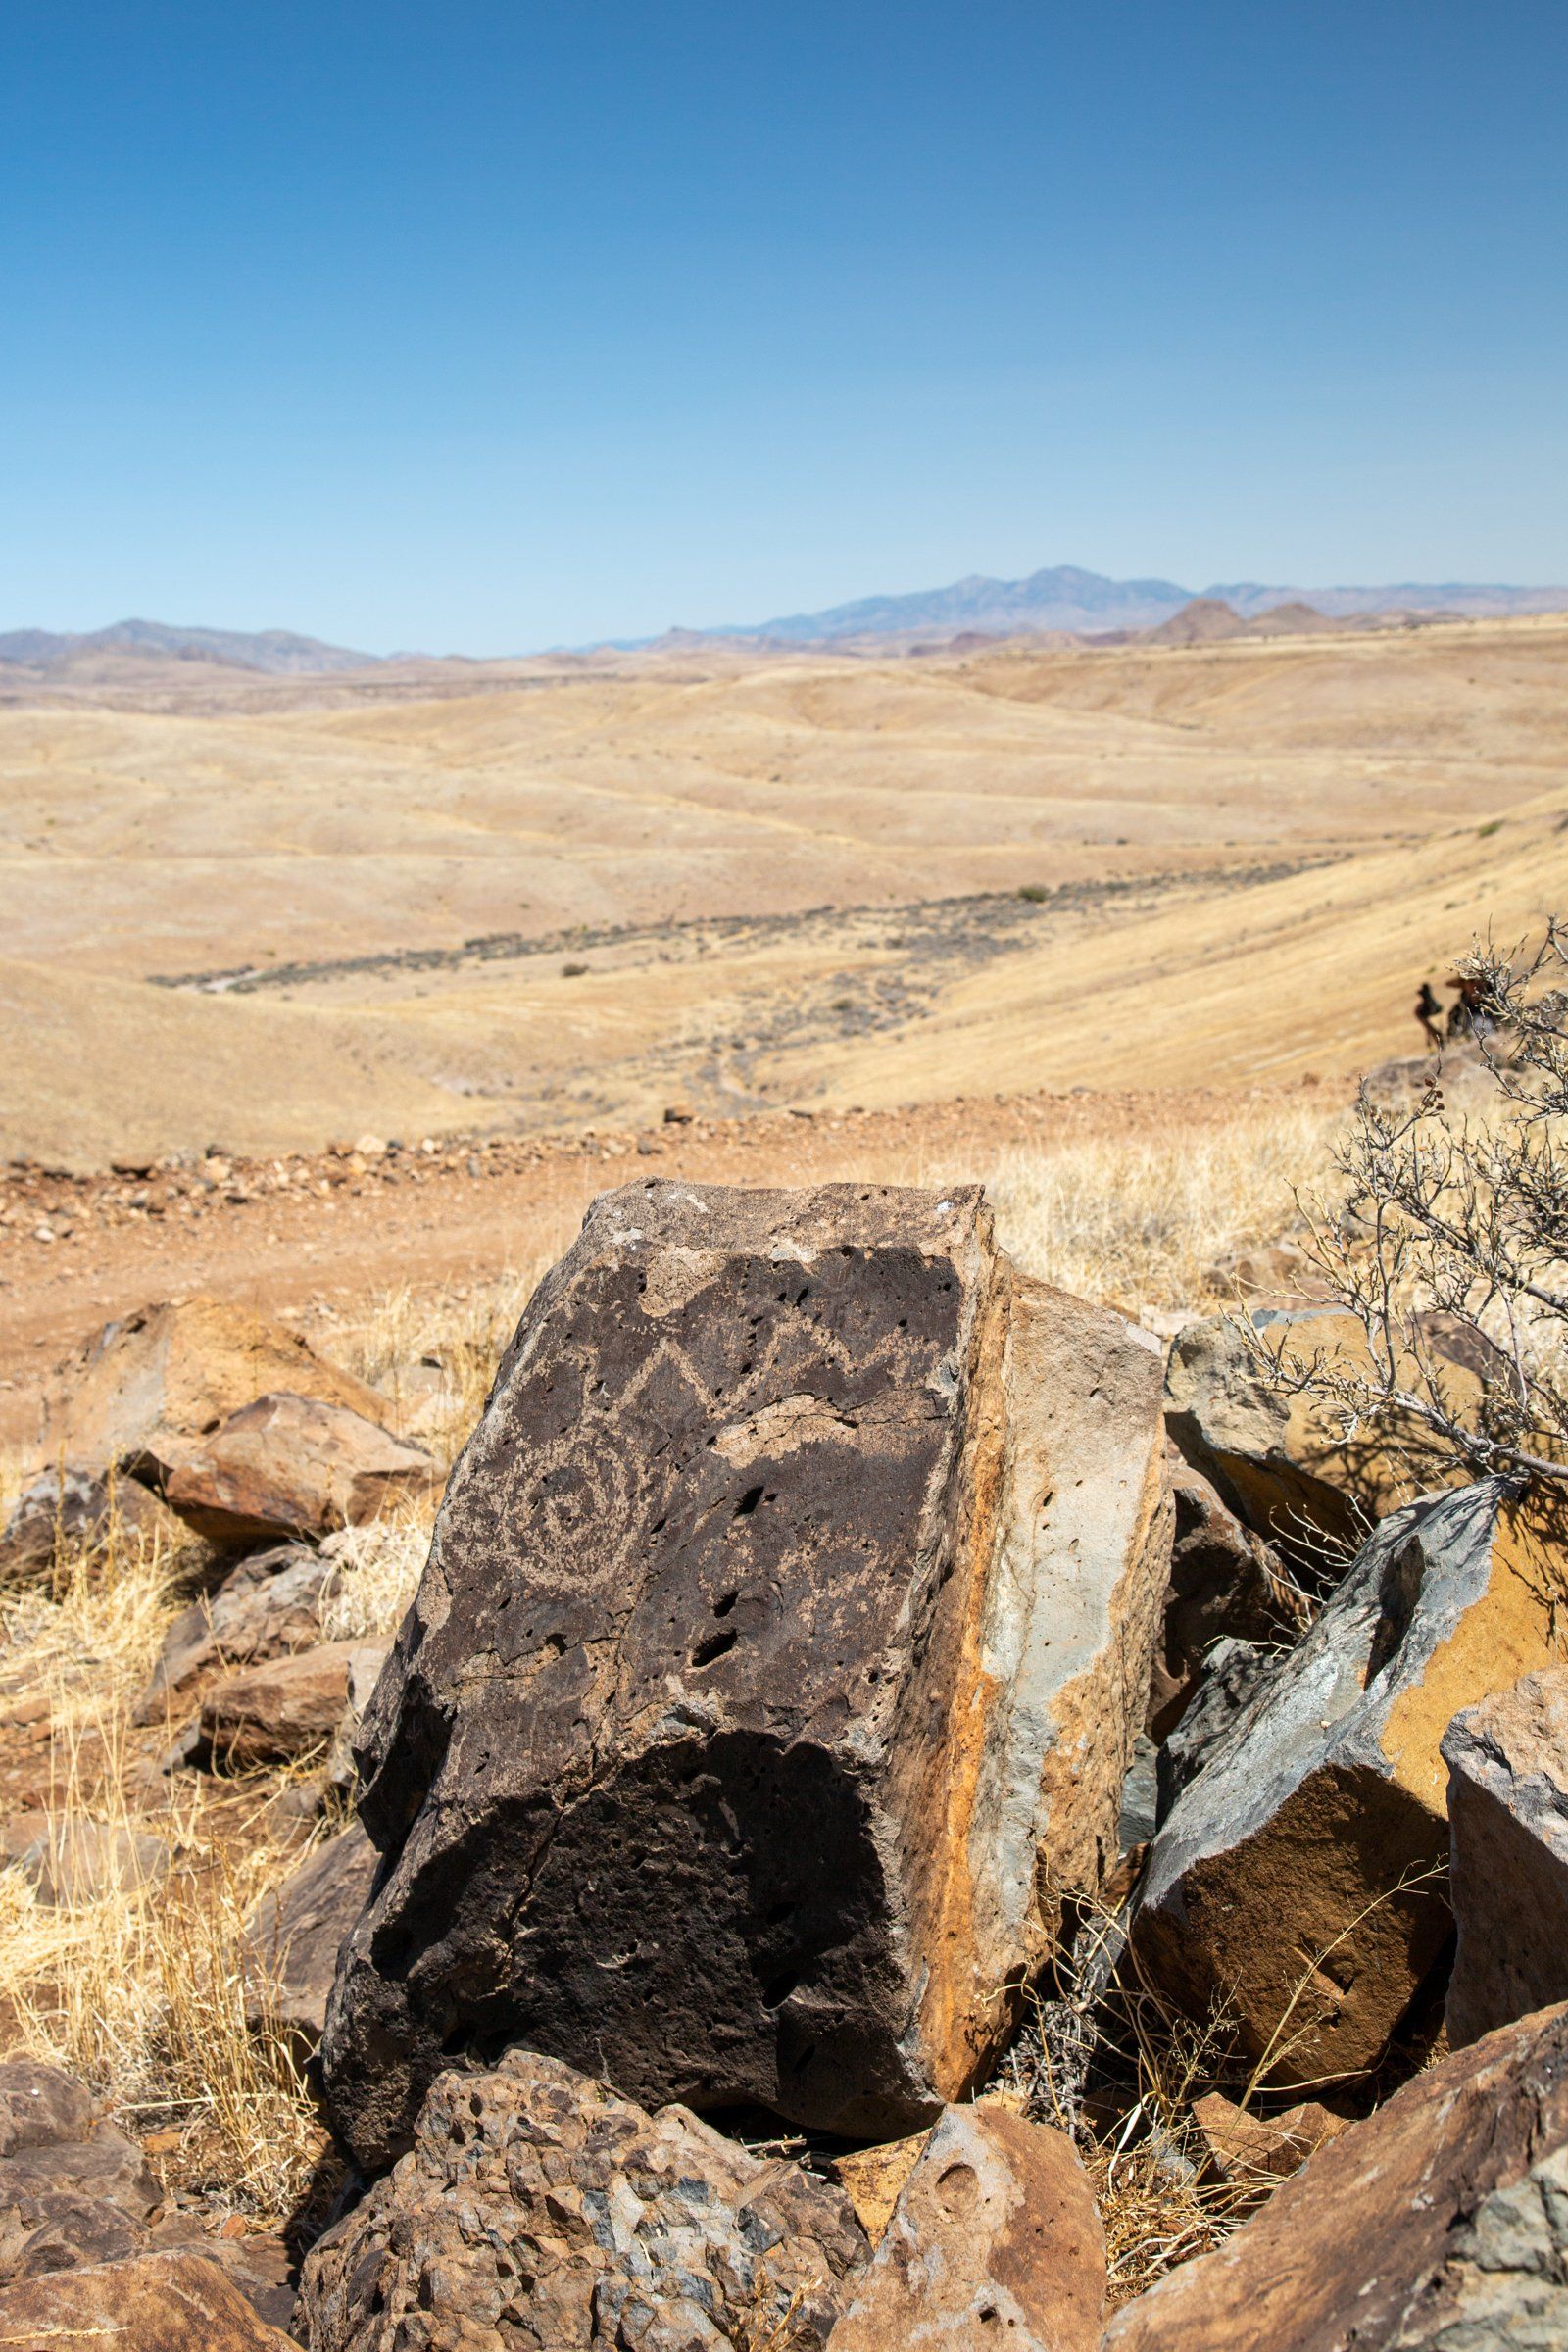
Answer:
xmin=1148 ymin=1453 xmax=1306 ymax=1738
xmin=321 ymin=1181 xmax=1171 ymax=2168
xmin=0 ymin=2059 xmax=95 ymax=2155
xmin=1444 ymin=1664 xmax=1568 ymax=2046
xmin=1154 ymin=1638 xmax=1273 ymax=1821
xmin=243 ymin=1820 xmax=378 ymax=2059
xmin=298 ymin=2045 xmax=868 ymax=2352
xmin=0 ymin=1465 xmax=185 ymax=1579
xmin=1134 ymin=1480 xmax=1563 ymax=2086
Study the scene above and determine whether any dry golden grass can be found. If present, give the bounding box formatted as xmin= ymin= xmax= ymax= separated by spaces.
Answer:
xmin=335 ymin=1254 xmax=558 ymax=1467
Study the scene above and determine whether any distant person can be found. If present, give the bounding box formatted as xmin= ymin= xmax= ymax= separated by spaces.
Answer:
xmin=1446 ymin=973 xmax=1494 ymax=1042
xmin=1415 ymin=981 xmax=1444 ymax=1052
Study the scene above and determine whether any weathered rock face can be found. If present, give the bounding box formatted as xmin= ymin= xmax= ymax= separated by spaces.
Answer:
xmin=298 ymin=2046 xmax=868 ymax=2352
xmin=1444 ymin=1664 xmax=1568 ymax=2047
xmin=1134 ymin=1480 xmax=1568 ymax=2086
xmin=827 ymin=2102 xmax=1103 ymax=2352
xmin=133 ymin=1545 xmax=330 ymax=1727
xmin=1154 ymin=1638 xmax=1272 ymax=1821
xmin=41 ymin=1294 xmax=388 ymax=1484
xmin=1104 ymin=2002 xmax=1568 ymax=2352
xmin=0 ymin=1465 xmax=186 ymax=1579
xmin=0 ymin=2248 xmax=300 ymax=2349
xmin=201 ymin=1642 xmax=379 ymax=1770
xmin=1163 ymin=1305 xmax=1488 ymax=1567
xmin=322 ymin=1181 xmax=1170 ymax=2168
xmin=162 ymin=1393 xmax=435 ymax=1548
xmin=243 ymin=1819 xmax=378 ymax=2058
xmin=1147 ymin=1454 xmax=1306 ymax=1738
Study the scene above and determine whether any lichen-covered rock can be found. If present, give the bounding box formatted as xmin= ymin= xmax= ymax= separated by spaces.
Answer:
xmin=322 ymin=1181 xmax=1170 ymax=2168
xmin=298 ymin=2046 xmax=868 ymax=2352
xmin=827 ymin=2102 xmax=1103 ymax=2352
xmin=163 ymin=1392 xmax=435 ymax=1548
xmin=1134 ymin=1481 xmax=1568 ymax=2086
xmin=1444 ymin=1664 xmax=1568 ymax=2046
xmin=1103 ymin=2003 xmax=1568 ymax=2352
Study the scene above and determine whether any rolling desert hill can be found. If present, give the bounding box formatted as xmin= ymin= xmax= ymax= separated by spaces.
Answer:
xmin=1 ymin=610 xmax=1566 ymax=1168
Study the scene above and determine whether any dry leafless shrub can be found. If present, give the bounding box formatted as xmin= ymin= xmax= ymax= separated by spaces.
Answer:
xmin=1251 ymin=923 xmax=1568 ymax=1498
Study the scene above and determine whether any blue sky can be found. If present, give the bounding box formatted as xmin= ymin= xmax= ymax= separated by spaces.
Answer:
xmin=3 ymin=3 xmax=1565 ymax=654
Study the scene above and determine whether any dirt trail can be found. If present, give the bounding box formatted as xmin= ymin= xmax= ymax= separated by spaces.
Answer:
xmin=0 ymin=1079 xmax=1327 ymax=1454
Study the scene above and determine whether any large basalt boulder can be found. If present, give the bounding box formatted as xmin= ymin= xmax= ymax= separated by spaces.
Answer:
xmin=298 ymin=2045 xmax=868 ymax=2352
xmin=1133 ymin=1480 xmax=1568 ymax=2086
xmin=1444 ymin=1664 xmax=1568 ymax=2047
xmin=132 ymin=1545 xmax=331 ymax=1727
xmin=0 ymin=2248 xmax=300 ymax=2348
xmin=321 ymin=1181 xmax=1171 ymax=2168
xmin=41 ymin=1294 xmax=389 ymax=1485
xmin=1103 ymin=2001 xmax=1568 ymax=2352
xmin=243 ymin=1820 xmax=378 ymax=2059
xmin=162 ymin=1393 xmax=435 ymax=1549
xmin=827 ymin=2102 xmax=1103 ymax=2352
xmin=1162 ymin=1305 xmax=1488 ymax=1567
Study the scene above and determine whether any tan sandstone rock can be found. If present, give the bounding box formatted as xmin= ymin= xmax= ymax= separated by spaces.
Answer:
xmin=1104 ymin=2002 xmax=1568 ymax=2352
xmin=162 ymin=1392 xmax=435 ymax=1548
xmin=1133 ymin=1479 xmax=1568 ymax=2086
xmin=1163 ymin=1305 xmax=1488 ymax=1566
xmin=0 ymin=2248 xmax=300 ymax=2348
xmin=41 ymin=1294 xmax=389 ymax=1483
xmin=299 ymin=2045 xmax=868 ymax=2352
xmin=1444 ymin=1663 xmax=1568 ymax=2047
xmin=321 ymin=1181 xmax=1171 ymax=2168
xmin=828 ymin=2102 xmax=1103 ymax=2352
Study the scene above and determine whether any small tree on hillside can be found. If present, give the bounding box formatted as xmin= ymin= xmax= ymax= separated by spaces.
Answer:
xmin=1255 ymin=921 xmax=1568 ymax=1498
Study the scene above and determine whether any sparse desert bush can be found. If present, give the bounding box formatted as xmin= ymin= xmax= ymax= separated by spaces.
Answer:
xmin=1260 ymin=925 xmax=1568 ymax=1494
xmin=334 ymin=1253 xmax=559 ymax=1464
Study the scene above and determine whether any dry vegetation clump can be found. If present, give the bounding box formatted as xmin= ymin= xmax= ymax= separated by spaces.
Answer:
xmin=332 ymin=1254 xmax=560 ymax=1465
xmin=981 ymin=1100 xmax=1344 ymax=1314
xmin=0 ymin=1514 xmax=326 ymax=2223
xmin=318 ymin=1510 xmax=432 ymax=1642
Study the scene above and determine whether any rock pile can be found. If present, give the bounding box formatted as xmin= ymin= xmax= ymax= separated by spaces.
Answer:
xmin=6 ymin=1179 xmax=1568 ymax=2350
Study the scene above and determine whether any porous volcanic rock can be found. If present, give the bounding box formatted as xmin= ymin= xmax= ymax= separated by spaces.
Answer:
xmin=321 ymin=1181 xmax=1170 ymax=2167
xmin=162 ymin=1393 xmax=435 ymax=1548
xmin=1148 ymin=1453 xmax=1305 ymax=1737
xmin=41 ymin=1294 xmax=389 ymax=1484
xmin=1104 ymin=2002 xmax=1568 ymax=2352
xmin=1444 ymin=1664 xmax=1568 ymax=2046
xmin=1162 ymin=1305 xmax=1487 ymax=1567
xmin=243 ymin=1819 xmax=378 ymax=2058
xmin=1134 ymin=1480 xmax=1568 ymax=2085
xmin=298 ymin=2046 xmax=868 ymax=2352
xmin=201 ymin=1642 xmax=376 ymax=1769
xmin=827 ymin=2101 xmax=1103 ymax=2352
xmin=133 ymin=1544 xmax=331 ymax=1726
xmin=0 ymin=2248 xmax=300 ymax=2348
xmin=0 ymin=1465 xmax=187 ymax=1579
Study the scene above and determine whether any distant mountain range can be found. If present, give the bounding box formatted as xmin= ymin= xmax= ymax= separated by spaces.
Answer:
xmin=0 ymin=617 xmax=375 ymax=676
xmin=712 ymin=564 xmax=1568 ymax=644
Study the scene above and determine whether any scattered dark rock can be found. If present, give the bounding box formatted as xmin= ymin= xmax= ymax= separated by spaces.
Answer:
xmin=1444 ymin=1664 xmax=1568 ymax=2047
xmin=132 ymin=1544 xmax=331 ymax=1727
xmin=243 ymin=1820 xmax=378 ymax=2060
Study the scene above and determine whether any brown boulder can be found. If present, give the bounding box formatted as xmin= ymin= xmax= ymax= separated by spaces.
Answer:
xmin=321 ymin=1181 xmax=1170 ymax=2167
xmin=0 ymin=2248 xmax=300 ymax=2347
xmin=0 ymin=1467 xmax=187 ymax=1580
xmin=1104 ymin=2002 xmax=1568 ymax=2352
xmin=201 ymin=1642 xmax=375 ymax=1770
xmin=1134 ymin=1480 xmax=1567 ymax=2086
xmin=298 ymin=2045 xmax=867 ymax=2352
xmin=41 ymin=1294 xmax=388 ymax=1484
xmin=163 ymin=1393 xmax=435 ymax=1549
xmin=1444 ymin=1664 xmax=1568 ymax=2047
xmin=829 ymin=2131 xmax=930 ymax=2247
xmin=132 ymin=1545 xmax=330 ymax=1726
xmin=828 ymin=2102 xmax=1103 ymax=2351
xmin=1191 ymin=2089 xmax=1348 ymax=2188
xmin=243 ymin=1820 xmax=377 ymax=2057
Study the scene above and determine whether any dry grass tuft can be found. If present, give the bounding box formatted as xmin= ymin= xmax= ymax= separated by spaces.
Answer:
xmin=334 ymin=1255 xmax=558 ymax=1464
xmin=318 ymin=1510 xmax=431 ymax=1642
xmin=981 ymin=1102 xmax=1343 ymax=1313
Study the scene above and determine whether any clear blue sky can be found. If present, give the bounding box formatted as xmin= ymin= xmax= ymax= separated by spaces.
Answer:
xmin=4 ymin=2 xmax=1565 ymax=654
